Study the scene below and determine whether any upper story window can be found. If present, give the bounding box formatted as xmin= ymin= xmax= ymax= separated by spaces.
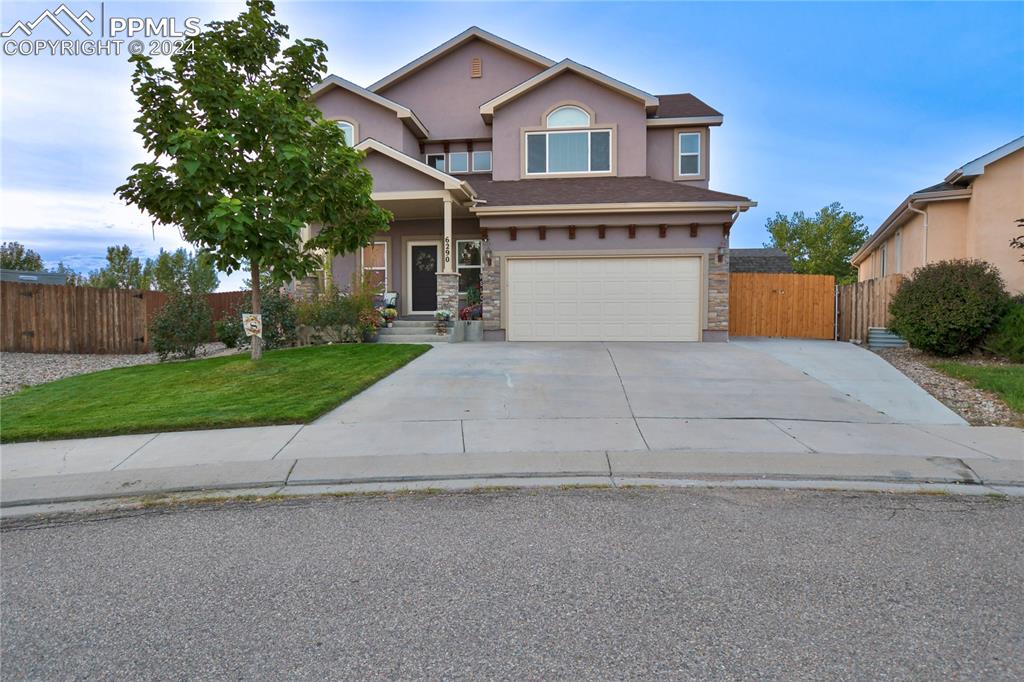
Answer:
xmin=426 ymin=154 xmax=445 ymax=172
xmin=336 ymin=121 xmax=355 ymax=146
xmin=526 ymin=130 xmax=611 ymax=175
xmin=472 ymin=151 xmax=492 ymax=172
xmin=546 ymin=105 xmax=591 ymax=128
xmin=448 ymin=152 xmax=469 ymax=173
xmin=677 ymin=132 xmax=701 ymax=177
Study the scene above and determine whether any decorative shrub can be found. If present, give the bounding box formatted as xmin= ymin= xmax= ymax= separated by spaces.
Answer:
xmin=981 ymin=300 xmax=1024 ymax=362
xmin=214 ymin=317 xmax=242 ymax=348
xmin=149 ymin=294 xmax=212 ymax=361
xmin=459 ymin=304 xmax=482 ymax=320
xmin=889 ymin=260 xmax=1009 ymax=356
xmin=466 ymin=284 xmax=482 ymax=307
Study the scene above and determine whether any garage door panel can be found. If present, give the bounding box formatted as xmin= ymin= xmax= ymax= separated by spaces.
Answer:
xmin=507 ymin=256 xmax=701 ymax=342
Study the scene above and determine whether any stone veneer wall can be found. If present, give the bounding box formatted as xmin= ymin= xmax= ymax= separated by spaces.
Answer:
xmin=706 ymin=249 xmax=729 ymax=334
xmin=481 ymin=257 xmax=501 ymax=331
xmin=435 ymin=272 xmax=460 ymax=318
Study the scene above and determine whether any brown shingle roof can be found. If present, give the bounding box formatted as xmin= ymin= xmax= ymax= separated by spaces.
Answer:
xmin=651 ymin=93 xmax=722 ymax=119
xmin=469 ymin=175 xmax=750 ymax=207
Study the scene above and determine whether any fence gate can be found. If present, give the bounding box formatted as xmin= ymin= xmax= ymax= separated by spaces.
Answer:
xmin=728 ymin=273 xmax=837 ymax=340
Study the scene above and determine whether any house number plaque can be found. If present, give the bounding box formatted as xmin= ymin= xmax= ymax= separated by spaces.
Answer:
xmin=443 ymin=236 xmax=452 ymax=267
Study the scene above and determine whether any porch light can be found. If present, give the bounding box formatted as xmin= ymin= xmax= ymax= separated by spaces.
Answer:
xmin=482 ymin=240 xmax=493 ymax=267
xmin=717 ymin=245 xmax=726 ymax=263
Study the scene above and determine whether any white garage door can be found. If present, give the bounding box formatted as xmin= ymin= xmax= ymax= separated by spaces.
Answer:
xmin=506 ymin=256 xmax=702 ymax=342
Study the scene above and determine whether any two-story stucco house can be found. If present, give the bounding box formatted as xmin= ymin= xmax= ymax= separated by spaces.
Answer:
xmin=307 ymin=27 xmax=755 ymax=341
xmin=852 ymin=136 xmax=1024 ymax=294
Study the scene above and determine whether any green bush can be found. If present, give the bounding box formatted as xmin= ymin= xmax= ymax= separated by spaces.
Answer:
xmin=215 ymin=317 xmax=242 ymax=348
xmin=225 ymin=290 xmax=298 ymax=350
xmin=981 ymin=301 xmax=1024 ymax=363
xmin=149 ymin=294 xmax=212 ymax=361
xmin=889 ymin=260 xmax=1009 ymax=356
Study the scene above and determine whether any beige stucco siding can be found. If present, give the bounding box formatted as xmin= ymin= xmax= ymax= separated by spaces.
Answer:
xmin=967 ymin=153 xmax=1024 ymax=293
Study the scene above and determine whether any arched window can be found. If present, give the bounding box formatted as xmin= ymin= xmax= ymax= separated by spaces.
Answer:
xmin=546 ymin=105 xmax=590 ymax=128
xmin=336 ymin=121 xmax=355 ymax=146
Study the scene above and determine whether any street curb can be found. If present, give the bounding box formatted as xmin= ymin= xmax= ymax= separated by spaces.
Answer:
xmin=2 ymin=450 xmax=1021 ymax=510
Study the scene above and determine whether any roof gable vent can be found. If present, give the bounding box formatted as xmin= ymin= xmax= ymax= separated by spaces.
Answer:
xmin=470 ymin=56 xmax=482 ymax=78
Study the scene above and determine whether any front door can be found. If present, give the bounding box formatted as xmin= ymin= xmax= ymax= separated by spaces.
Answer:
xmin=408 ymin=242 xmax=440 ymax=313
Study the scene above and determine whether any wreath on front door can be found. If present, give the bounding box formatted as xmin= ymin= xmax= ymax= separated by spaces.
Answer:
xmin=416 ymin=252 xmax=436 ymax=272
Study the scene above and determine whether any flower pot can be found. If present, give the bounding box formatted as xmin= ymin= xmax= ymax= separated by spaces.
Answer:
xmin=387 ymin=321 xmax=394 ymax=328
xmin=448 ymin=321 xmax=465 ymax=343
xmin=464 ymin=320 xmax=483 ymax=342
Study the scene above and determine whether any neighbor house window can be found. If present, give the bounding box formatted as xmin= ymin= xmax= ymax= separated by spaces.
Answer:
xmin=880 ymin=244 xmax=888 ymax=277
xmin=456 ymin=239 xmax=482 ymax=293
xmin=546 ymin=105 xmax=590 ymax=128
xmin=525 ymin=130 xmax=611 ymax=174
xmin=472 ymin=150 xmax=492 ymax=172
xmin=361 ymin=241 xmax=387 ymax=291
xmin=678 ymin=132 xmax=701 ymax=176
xmin=426 ymin=154 xmax=445 ymax=171
xmin=336 ymin=121 xmax=354 ymax=146
xmin=448 ymin=152 xmax=469 ymax=173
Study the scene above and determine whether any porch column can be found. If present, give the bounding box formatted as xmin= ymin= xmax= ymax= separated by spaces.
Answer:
xmin=442 ymin=196 xmax=455 ymax=273
xmin=436 ymin=194 xmax=460 ymax=319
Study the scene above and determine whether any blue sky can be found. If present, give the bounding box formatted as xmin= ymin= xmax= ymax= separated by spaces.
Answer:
xmin=1 ymin=1 xmax=1022 ymax=290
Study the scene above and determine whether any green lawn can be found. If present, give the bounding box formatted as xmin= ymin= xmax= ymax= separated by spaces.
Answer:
xmin=1 ymin=344 xmax=430 ymax=443
xmin=931 ymin=362 xmax=1024 ymax=414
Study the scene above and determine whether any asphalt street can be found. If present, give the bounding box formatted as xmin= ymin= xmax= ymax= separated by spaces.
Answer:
xmin=2 ymin=488 xmax=1022 ymax=680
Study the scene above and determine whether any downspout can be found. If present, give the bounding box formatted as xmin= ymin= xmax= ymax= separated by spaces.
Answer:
xmin=907 ymin=200 xmax=928 ymax=265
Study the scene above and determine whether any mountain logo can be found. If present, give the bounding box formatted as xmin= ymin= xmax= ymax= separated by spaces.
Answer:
xmin=2 ymin=4 xmax=95 ymax=38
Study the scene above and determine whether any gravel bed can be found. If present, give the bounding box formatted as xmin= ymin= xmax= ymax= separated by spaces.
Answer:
xmin=0 ymin=343 xmax=230 ymax=397
xmin=874 ymin=347 xmax=1022 ymax=426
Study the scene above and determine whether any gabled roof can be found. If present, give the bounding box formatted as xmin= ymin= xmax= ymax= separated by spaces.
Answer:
xmin=354 ymin=138 xmax=476 ymax=200
xmin=368 ymin=26 xmax=555 ymax=93
xmin=945 ymin=135 xmax=1024 ymax=184
xmin=479 ymin=59 xmax=660 ymax=123
xmin=311 ymin=75 xmax=430 ymax=138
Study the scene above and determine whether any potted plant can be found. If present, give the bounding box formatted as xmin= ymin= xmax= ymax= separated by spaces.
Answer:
xmin=381 ymin=307 xmax=398 ymax=328
xmin=459 ymin=285 xmax=484 ymax=341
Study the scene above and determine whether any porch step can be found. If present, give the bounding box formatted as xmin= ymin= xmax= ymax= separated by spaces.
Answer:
xmin=379 ymin=325 xmax=442 ymax=336
xmin=867 ymin=327 xmax=908 ymax=349
xmin=390 ymin=319 xmax=435 ymax=328
xmin=375 ymin=333 xmax=445 ymax=344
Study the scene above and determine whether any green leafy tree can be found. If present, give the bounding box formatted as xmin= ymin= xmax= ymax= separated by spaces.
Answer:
xmin=0 ymin=242 xmax=44 ymax=271
xmin=146 ymin=248 xmax=219 ymax=294
xmin=764 ymin=202 xmax=868 ymax=284
xmin=54 ymin=261 xmax=86 ymax=286
xmin=1011 ymin=217 xmax=1023 ymax=264
xmin=88 ymin=245 xmax=150 ymax=289
xmin=116 ymin=0 xmax=390 ymax=359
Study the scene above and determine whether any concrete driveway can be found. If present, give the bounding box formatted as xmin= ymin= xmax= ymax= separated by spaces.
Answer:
xmin=291 ymin=339 xmax=971 ymax=458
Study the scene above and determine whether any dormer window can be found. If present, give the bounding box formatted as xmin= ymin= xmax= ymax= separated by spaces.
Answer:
xmin=336 ymin=121 xmax=355 ymax=146
xmin=546 ymin=105 xmax=590 ymax=128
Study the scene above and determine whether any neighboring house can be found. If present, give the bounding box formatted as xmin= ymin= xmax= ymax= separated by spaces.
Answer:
xmin=852 ymin=136 xmax=1024 ymax=294
xmin=305 ymin=27 xmax=755 ymax=341
xmin=729 ymin=248 xmax=793 ymax=274
xmin=0 ymin=269 xmax=67 ymax=285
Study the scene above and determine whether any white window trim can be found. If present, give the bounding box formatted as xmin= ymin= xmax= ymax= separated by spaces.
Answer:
xmin=546 ymin=105 xmax=591 ymax=128
xmin=425 ymin=153 xmax=445 ymax=172
xmin=331 ymin=119 xmax=358 ymax=147
xmin=360 ymin=240 xmax=388 ymax=291
xmin=456 ymin=239 xmax=482 ymax=294
xmin=472 ymin=150 xmax=492 ymax=172
xmin=525 ymin=129 xmax=613 ymax=176
xmin=678 ymin=132 xmax=701 ymax=178
xmin=448 ymin=151 xmax=469 ymax=174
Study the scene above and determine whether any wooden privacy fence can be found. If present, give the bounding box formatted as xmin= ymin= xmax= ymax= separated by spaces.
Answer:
xmin=1 ymin=282 xmax=248 ymax=354
xmin=836 ymin=274 xmax=904 ymax=342
xmin=728 ymin=273 xmax=837 ymax=340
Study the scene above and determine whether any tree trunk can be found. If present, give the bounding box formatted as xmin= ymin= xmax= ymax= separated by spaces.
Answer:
xmin=250 ymin=259 xmax=263 ymax=361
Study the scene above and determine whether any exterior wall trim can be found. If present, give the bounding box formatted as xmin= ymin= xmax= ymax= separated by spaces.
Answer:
xmin=518 ymin=122 xmax=618 ymax=179
xmin=404 ymin=238 xmax=444 ymax=315
xmin=471 ymin=201 xmax=755 ymax=216
xmin=355 ymin=138 xmax=477 ymax=200
xmin=647 ymin=115 xmax=724 ymax=127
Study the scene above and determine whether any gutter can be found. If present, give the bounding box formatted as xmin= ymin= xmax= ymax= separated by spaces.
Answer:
xmin=906 ymin=200 xmax=928 ymax=263
xmin=851 ymin=190 xmax=971 ymax=265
